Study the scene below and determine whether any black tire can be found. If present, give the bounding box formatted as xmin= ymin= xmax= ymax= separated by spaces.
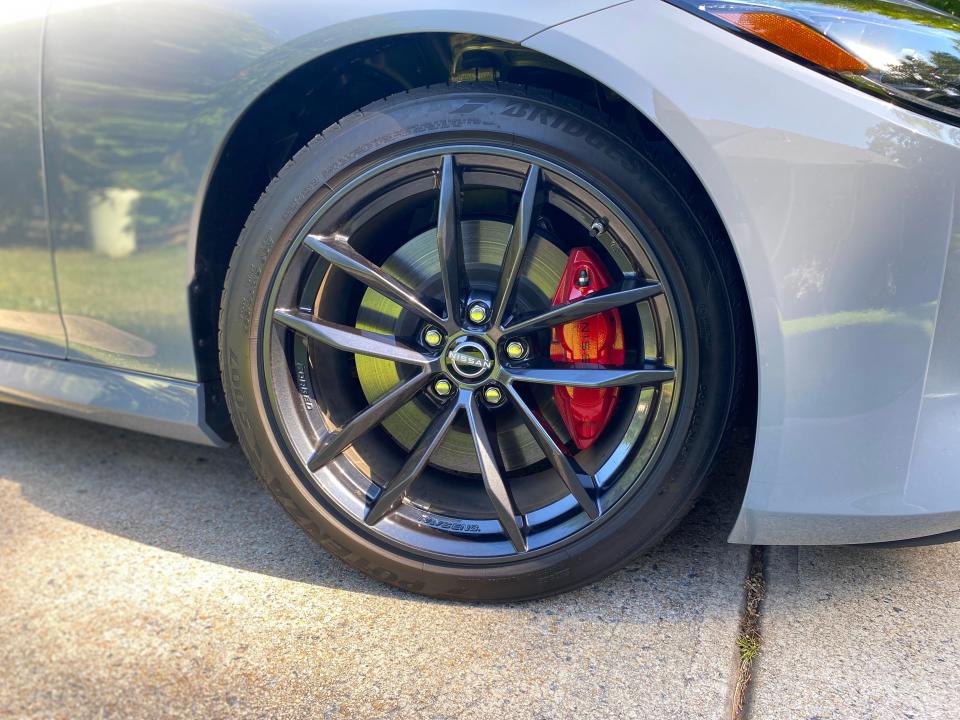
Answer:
xmin=219 ymin=83 xmax=741 ymax=601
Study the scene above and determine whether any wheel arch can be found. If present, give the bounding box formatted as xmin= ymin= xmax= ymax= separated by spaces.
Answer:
xmin=192 ymin=30 xmax=758 ymax=467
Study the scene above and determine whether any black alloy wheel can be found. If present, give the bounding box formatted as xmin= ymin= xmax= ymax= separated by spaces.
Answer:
xmin=220 ymin=84 xmax=741 ymax=600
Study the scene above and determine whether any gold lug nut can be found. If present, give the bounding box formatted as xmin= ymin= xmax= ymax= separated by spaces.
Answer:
xmin=433 ymin=378 xmax=454 ymax=397
xmin=482 ymin=385 xmax=504 ymax=405
xmin=467 ymin=302 xmax=489 ymax=324
xmin=422 ymin=327 xmax=443 ymax=348
xmin=505 ymin=340 xmax=528 ymax=360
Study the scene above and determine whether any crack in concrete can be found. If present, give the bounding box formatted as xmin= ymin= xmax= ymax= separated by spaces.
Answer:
xmin=731 ymin=544 xmax=766 ymax=720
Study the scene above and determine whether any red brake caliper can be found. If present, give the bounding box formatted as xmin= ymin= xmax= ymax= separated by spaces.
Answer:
xmin=549 ymin=248 xmax=625 ymax=450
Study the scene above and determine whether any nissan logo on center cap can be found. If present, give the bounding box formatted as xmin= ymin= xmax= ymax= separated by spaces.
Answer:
xmin=446 ymin=340 xmax=493 ymax=379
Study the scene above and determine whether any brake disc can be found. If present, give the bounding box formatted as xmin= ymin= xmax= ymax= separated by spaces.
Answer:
xmin=355 ymin=219 xmax=567 ymax=473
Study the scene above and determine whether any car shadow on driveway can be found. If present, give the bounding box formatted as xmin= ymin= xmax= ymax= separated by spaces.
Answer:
xmin=0 ymin=403 xmax=752 ymax=598
xmin=6 ymin=403 xmax=957 ymax=720
xmin=0 ymin=403 xmax=752 ymax=719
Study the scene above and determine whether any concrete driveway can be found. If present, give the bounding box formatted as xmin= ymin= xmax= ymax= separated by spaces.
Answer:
xmin=0 ymin=403 xmax=958 ymax=719
xmin=752 ymin=544 xmax=960 ymax=719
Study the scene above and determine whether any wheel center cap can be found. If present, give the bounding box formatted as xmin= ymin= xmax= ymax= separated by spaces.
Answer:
xmin=446 ymin=339 xmax=493 ymax=380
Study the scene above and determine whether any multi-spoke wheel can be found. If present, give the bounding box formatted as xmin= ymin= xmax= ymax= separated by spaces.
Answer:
xmin=220 ymin=85 xmax=741 ymax=600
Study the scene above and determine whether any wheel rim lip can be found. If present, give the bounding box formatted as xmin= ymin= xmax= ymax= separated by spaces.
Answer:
xmin=259 ymin=142 xmax=686 ymax=563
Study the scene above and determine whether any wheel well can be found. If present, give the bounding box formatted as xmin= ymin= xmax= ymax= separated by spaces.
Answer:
xmin=193 ymin=32 xmax=756 ymax=444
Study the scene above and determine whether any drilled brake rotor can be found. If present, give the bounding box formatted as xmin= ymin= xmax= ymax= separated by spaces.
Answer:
xmin=354 ymin=219 xmax=568 ymax=473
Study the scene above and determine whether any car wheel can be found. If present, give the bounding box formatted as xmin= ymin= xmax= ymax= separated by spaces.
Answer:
xmin=219 ymin=83 xmax=740 ymax=601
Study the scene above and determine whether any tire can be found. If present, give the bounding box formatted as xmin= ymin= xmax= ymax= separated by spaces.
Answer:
xmin=219 ymin=83 xmax=741 ymax=601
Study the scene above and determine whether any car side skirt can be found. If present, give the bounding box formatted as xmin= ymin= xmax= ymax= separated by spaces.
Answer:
xmin=0 ymin=349 xmax=226 ymax=447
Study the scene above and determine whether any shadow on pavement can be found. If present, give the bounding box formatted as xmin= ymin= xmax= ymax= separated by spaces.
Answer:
xmin=0 ymin=403 xmax=759 ymax=719
xmin=0 ymin=402 xmax=749 ymax=598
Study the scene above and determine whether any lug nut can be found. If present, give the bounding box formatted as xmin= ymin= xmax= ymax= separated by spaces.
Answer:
xmin=482 ymin=385 xmax=504 ymax=405
xmin=433 ymin=378 xmax=454 ymax=397
xmin=467 ymin=302 xmax=489 ymax=325
xmin=422 ymin=326 xmax=443 ymax=348
xmin=505 ymin=340 xmax=528 ymax=361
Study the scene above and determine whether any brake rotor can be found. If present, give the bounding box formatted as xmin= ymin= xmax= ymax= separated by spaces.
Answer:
xmin=355 ymin=219 xmax=568 ymax=473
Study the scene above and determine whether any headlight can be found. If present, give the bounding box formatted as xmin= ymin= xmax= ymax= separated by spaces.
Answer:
xmin=664 ymin=0 xmax=960 ymax=123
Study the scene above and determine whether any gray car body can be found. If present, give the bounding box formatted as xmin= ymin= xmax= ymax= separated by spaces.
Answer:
xmin=1 ymin=0 xmax=958 ymax=546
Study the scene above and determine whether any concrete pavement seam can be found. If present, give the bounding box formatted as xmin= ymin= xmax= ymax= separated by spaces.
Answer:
xmin=730 ymin=545 xmax=767 ymax=720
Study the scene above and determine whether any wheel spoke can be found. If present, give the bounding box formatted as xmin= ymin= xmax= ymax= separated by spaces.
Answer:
xmin=465 ymin=392 xmax=526 ymax=552
xmin=303 ymin=234 xmax=448 ymax=328
xmin=505 ymin=363 xmax=675 ymax=388
xmin=365 ymin=399 xmax=461 ymax=525
xmin=506 ymin=385 xmax=599 ymax=520
xmin=273 ymin=310 xmax=431 ymax=368
xmin=491 ymin=165 xmax=540 ymax=329
xmin=307 ymin=372 xmax=431 ymax=471
xmin=437 ymin=155 xmax=467 ymax=324
xmin=503 ymin=282 xmax=663 ymax=336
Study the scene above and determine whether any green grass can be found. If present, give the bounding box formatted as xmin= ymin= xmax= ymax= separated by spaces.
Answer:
xmin=54 ymin=243 xmax=187 ymax=328
xmin=0 ymin=243 xmax=186 ymax=326
xmin=781 ymin=307 xmax=934 ymax=338
xmin=921 ymin=0 xmax=960 ymax=17
xmin=737 ymin=635 xmax=761 ymax=663
xmin=0 ymin=243 xmax=194 ymax=377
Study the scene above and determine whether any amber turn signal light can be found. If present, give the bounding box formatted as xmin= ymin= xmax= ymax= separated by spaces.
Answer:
xmin=710 ymin=11 xmax=869 ymax=73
